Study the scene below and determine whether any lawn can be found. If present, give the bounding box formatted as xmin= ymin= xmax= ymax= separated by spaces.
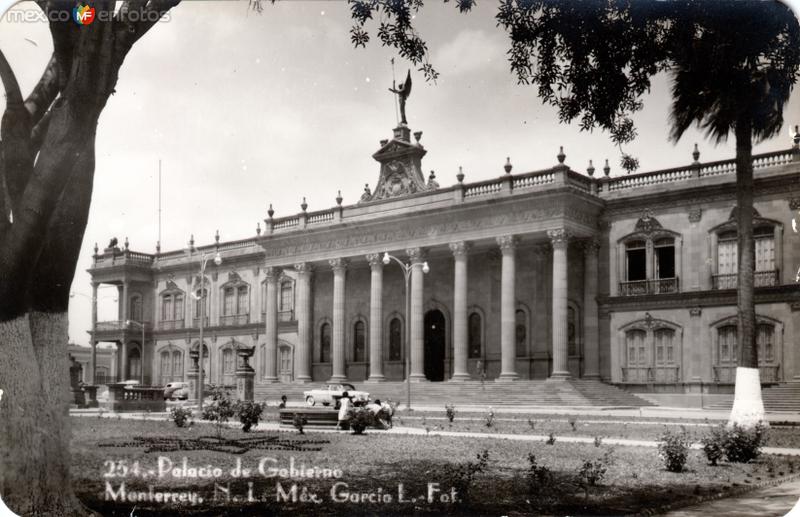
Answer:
xmin=71 ymin=416 xmax=798 ymax=516
xmin=391 ymin=413 xmax=800 ymax=448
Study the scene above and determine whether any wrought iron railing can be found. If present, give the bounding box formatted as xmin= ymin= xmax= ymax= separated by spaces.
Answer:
xmin=220 ymin=314 xmax=250 ymax=326
xmin=712 ymin=270 xmax=779 ymax=289
xmin=158 ymin=320 xmax=185 ymax=331
xmin=621 ymin=366 xmax=680 ymax=383
xmin=618 ymin=277 xmax=679 ymax=296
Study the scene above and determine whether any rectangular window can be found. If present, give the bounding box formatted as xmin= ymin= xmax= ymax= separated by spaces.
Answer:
xmin=353 ymin=321 xmax=366 ymax=362
xmin=237 ymin=287 xmax=249 ymax=315
xmin=389 ymin=318 xmax=402 ymax=361
xmin=172 ymin=352 xmax=183 ymax=379
xmin=755 ymin=236 xmax=775 ymax=272
xmin=655 ymin=245 xmax=675 ymax=279
xmin=626 ymin=248 xmax=647 ymax=281
xmin=162 ymin=296 xmax=172 ymax=321
xmin=718 ymin=239 xmax=737 ymax=275
xmin=224 ymin=288 xmax=235 ymax=316
xmin=758 ymin=325 xmax=774 ymax=363
xmin=174 ymin=295 xmax=184 ymax=320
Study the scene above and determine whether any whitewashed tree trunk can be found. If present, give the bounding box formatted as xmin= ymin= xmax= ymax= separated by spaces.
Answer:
xmin=728 ymin=366 xmax=766 ymax=428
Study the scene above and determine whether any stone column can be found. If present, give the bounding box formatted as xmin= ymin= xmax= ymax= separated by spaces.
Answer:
xmin=120 ymin=340 xmax=128 ymax=380
xmin=407 ymin=248 xmax=426 ymax=381
xmin=91 ymin=282 xmax=98 ymax=384
xmin=367 ymin=254 xmax=386 ymax=382
xmin=263 ymin=267 xmax=279 ymax=382
xmin=548 ymin=228 xmax=571 ymax=379
xmin=294 ymin=263 xmax=313 ymax=383
xmin=583 ymin=239 xmax=600 ymax=379
xmin=450 ymin=242 xmax=470 ymax=381
xmin=497 ymin=236 xmax=519 ymax=381
xmin=121 ymin=281 xmax=129 ymax=322
xmin=329 ymin=258 xmax=348 ymax=382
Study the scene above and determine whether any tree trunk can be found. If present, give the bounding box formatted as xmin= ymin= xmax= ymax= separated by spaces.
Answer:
xmin=729 ymin=116 xmax=764 ymax=428
xmin=0 ymin=313 xmax=96 ymax=516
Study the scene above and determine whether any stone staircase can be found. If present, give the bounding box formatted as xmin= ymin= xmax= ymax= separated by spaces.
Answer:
xmin=254 ymin=379 xmax=655 ymax=408
xmin=704 ymin=382 xmax=800 ymax=413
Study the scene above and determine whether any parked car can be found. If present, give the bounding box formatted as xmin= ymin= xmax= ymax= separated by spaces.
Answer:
xmin=303 ymin=383 xmax=369 ymax=407
xmin=163 ymin=381 xmax=190 ymax=400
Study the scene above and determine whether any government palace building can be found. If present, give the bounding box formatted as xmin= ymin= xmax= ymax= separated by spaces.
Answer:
xmin=86 ymin=119 xmax=800 ymax=404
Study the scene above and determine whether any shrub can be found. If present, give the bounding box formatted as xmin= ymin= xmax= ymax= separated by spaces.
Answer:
xmin=484 ymin=407 xmax=495 ymax=428
xmin=201 ymin=386 xmax=235 ymax=437
xmin=443 ymin=450 xmax=489 ymax=504
xmin=724 ymin=422 xmax=768 ymax=463
xmin=347 ymin=406 xmax=376 ymax=435
xmin=234 ymin=400 xmax=264 ymax=432
xmin=169 ymin=406 xmax=193 ymax=428
xmin=658 ymin=428 xmax=691 ymax=472
xmin=278 ymin=395 xmax=287 ymax=409
xmin=292 ymin=413 xmax=308 ymax=434
xmin=546 ymin=432 xmax=556 ymax=445
xmin=526 ymin=454 xmax=553 ymax=500
xmin=594 ymin=436 xmax=603 ymax=448
xmin=527 ymin=418 xmax=535 ymax=431
xmin=445 ymin=403 xmax=456 ymax=424
xmin=568 ymin=417 xmax=577 ymax=431
xmin=701 ymin=426 xmax=727 ymax=466
xmin=578 ymin=450 xmax=612 ymax=500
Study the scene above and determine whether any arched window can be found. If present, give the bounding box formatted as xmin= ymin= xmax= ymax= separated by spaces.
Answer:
xmin=162 ymin=295 xmax=173 ymax=321
xmin=221 ymin=348 xmax=236 ymax=385
xmin=515 ymin=309 xmax=527 ymax=357
xmin=194 ymin=289 xmax=209 ymax=321
xmin=389 ymin=317 xmax=402 ymax=361
xmin=626 ymin=329 xmax=647 ymax=368
xmin=172 ymin=350 xmax=183 ymax=380
xmin=713 ymin=210 xmax=780 ymax=289
xmin=718 ymin=325 xmax=737 ymax=365
xmin=128 ymin=347 xmax=141 ymax=380
xmin=654 ymin=328 xmax=675 ymax=365
xmin=160 ymin=290 xmax=185 ymax=329
xmin=320 ymin=322 xmax=331 ymax=363
xmin=625 ymin=240 xmax=647 ymax=283
xmin=468 ymin=312 xmax=482 ymax=359
xmin=758 ymin=324 xmax=774 ymax=363
xmin=159 ymin=350 xmax=171 ymax=385
xmin=223 ymin=287 xmax=235 ymax=315
xmin=129 ymin=295 xmax=142 ymax=322
xmin=654 ymin=237 xmax=675 ymax=282
xmin=159 ymin=348 xmax=183 ymax=384
xmin=353 ymin=320 xmax=366 ymax=362
xmin=619 ymin=213 xmax=681 ymax=296
xmin=174 ymin=294 xmax=184 ymax=320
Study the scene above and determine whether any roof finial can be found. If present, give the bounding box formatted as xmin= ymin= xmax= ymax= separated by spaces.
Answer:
xmin=456 ymin=166 xmax=465 ymax=183
xmin=124 ymin=237 xmax=129 ymax=250
xmin=587 ymin=160 xmax=595 ymax=177
xmin=692 ymin=143 xmax=700 ymax=163
xmin=256 ymin=223 xmax=261 ymax=236
xmin=301 ymin=197 xmax=308 ymax=212
xmin=603 ymin=159 xmax=611 ymax=177
xmin=504 ymin=157 xmax=512 ymax=174
xmin=267 ymin=203 xmax=274 ymax=219
xmin=215 ymin=229 xmax=220 ymax=244
xmin=336 ymin=190 xmax=343 ymax=206
xmin=557 ymin=146 xmax=566 ymax=164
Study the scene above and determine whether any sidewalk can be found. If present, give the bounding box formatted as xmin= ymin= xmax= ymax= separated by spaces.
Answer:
xmin=663 ymin=478 xmax=800 ymax=517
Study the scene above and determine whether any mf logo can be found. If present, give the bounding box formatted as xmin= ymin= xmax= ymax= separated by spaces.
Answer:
xmin=73 ymin=3 xmax=96 ymax=25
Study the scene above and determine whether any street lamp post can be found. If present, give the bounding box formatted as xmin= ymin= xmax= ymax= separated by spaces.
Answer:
xmin=381 ymin=252 xmax=429 ymax=411
xmin=125 ymin=319 xmax=146 ymax=385
xmin=190 ymin=249 xmax=222 ymax=412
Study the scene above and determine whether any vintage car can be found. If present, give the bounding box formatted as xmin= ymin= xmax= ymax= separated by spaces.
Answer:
xmin=303 ymin=383 xmax=369 ymax=407
xmin=163 ymin=381 xmax=190 ymax=400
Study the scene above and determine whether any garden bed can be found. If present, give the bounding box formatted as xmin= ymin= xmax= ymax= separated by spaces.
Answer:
xmin=70 ymin=416 xmax=798 ymax=516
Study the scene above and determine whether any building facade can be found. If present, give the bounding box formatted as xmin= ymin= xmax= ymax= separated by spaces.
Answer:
xmin=86 ymin=122 xmax=800 ymax=395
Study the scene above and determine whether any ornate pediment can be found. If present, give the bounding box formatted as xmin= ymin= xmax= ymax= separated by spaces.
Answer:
xmin=365 ymin=128 xmax=431 ymax=202
xmin=634 ymin=210 xmax=662 ymax=234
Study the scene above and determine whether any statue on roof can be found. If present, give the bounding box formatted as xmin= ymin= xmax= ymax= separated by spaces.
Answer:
xmin=389 ymin=69 xmax=412 ymax=125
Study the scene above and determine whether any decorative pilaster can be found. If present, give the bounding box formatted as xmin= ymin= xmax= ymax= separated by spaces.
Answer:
xmin=120 ymin=340 xmax=128 ymax=380
xmin=449 ymin=242 xmax=470 ymax=381
xmin=407 ymin=247 xmax=426 ymax=381
xmin=294 ymin=262 xmax=314 ymax=383
xmin=329 ymin=258 xmax=348 ymax=382
xmin=582 ymin=239 xmax=600 ymax=379
xmin=366 ymin=254 xmax=385 ymax=382
xmin=263 ymin=267 xmax=279 ymax=382
xmin=548 ymin=228 xmax=571 ymax=379
xmin=497 ymin=236 xmax=519 ymax=381
xmin=91 ymin=282 xmax=98 ymax=385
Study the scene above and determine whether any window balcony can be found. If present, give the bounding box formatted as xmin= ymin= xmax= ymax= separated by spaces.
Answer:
xmin=618 ymin=277 xmax=679 ymax=296
xmin=712 ymin=270 xmax=779 ymax=290
xmin=158 ymin=320 xmax=185 ymax=331
xmin=713 ymin=364 xmax=780 ymax=383
xmin=220 ymin=314 xmax=250 ymax=326
xmin=621 ymin=365 xmax=680 ymax=383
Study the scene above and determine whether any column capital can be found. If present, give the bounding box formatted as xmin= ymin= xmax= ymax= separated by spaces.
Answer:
xmin=449 ymin=241 xmax=470 ymax=258
xmin=406 ymin=247 xmax=426 ymax=265
xmin=294 ymin=262 xmax=314 ymax=274
xmin=329 ymin=257 xmax=348 ymax=272
xmin=496 ymin=235 xmax=518 ymax=253
xmin=264 ymin=266 xmax=279 ymax=282
xmin=547 ymin=228 xmax=571 ymax=249
xmin=365 ymin=253 xmax=383 ymax=268
xmin=581 ymin=237 xmax=601 ymax=255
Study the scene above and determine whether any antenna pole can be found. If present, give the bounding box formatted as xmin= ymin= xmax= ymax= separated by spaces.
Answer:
xmin=158 ymin=159 xmax=162 ymax=250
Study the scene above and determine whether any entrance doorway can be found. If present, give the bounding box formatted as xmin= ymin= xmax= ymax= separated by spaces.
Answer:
xmin=424 ymin=310 xmax=446 ymax=381
xmin=278 ymin=345 xmax=293 ymax=383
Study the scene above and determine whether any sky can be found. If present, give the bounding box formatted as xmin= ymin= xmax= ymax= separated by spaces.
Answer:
xmin=0 ymin=0 xmax=798 ymax=346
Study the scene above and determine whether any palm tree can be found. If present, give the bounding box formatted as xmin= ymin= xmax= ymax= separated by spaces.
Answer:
xmin=667 ymin=3 xmax=800 ymax=427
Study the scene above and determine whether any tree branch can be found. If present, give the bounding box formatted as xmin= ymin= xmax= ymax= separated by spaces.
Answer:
xmin=113 ymin=0 xmax=181 ymax=66
xmin=24 ymin=54 xmax=59 ymax=127
xmin=38 ymin=2 xmax=79 ymax=91
xmin=0 ymin=49 xmax=33 ymax=214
